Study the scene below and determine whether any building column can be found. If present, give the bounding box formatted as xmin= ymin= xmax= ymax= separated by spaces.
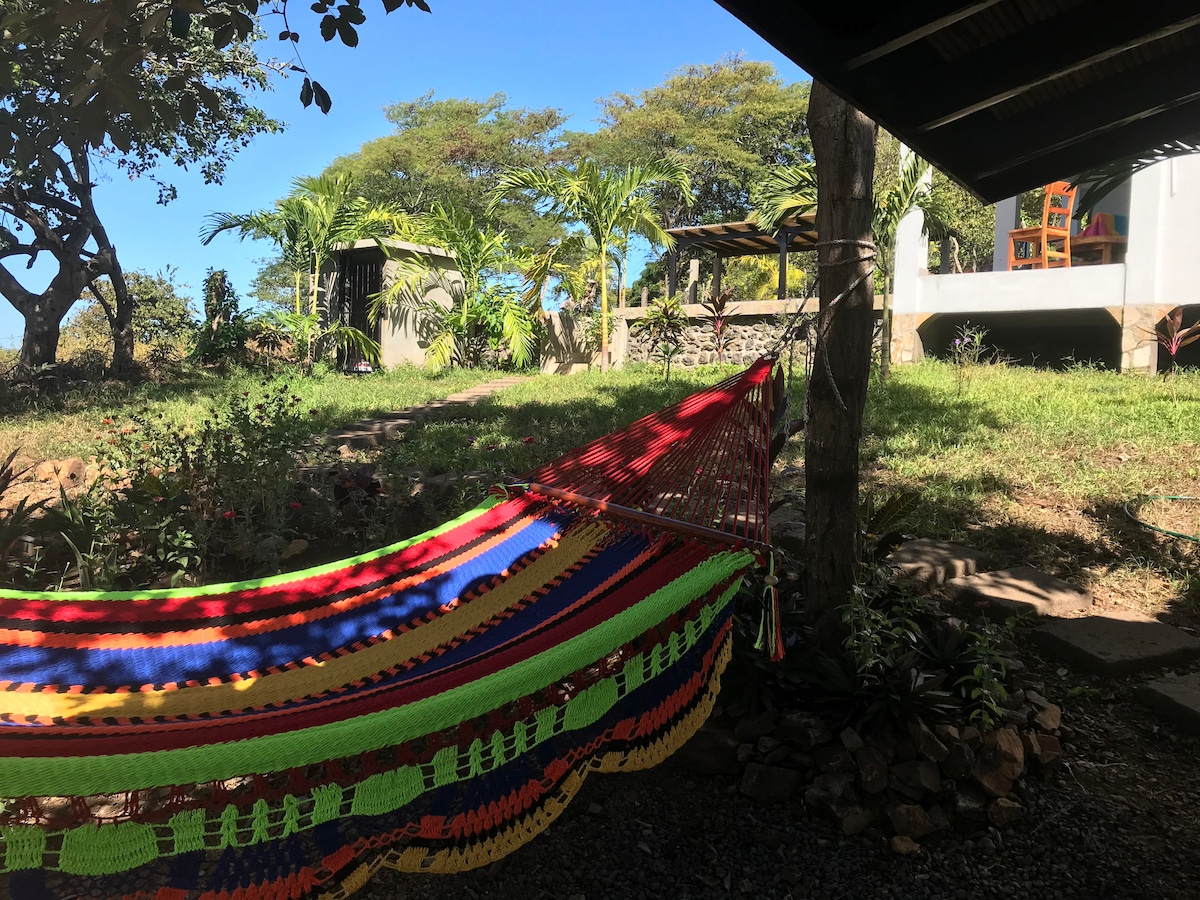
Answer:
xmin=777 ymin=233 xmax=789 ymax=300
xmin=1112 ymin=305 xmax=1160 ymax=374
xmin=687 ymin=258 xmax=700 ymax=304
xmin=992 ymin=195 xmax=1021 ymax=272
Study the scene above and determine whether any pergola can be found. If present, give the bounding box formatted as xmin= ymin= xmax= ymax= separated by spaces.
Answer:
xmin=664 ymin=214 xmax=818 ymax=301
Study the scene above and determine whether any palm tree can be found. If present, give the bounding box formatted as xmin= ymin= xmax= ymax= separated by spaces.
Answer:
xmin=753 ymin=153 xmax=954 ymax=378
xmin=202 ymin=173 xmax=399 ymax=317
xmin=491 ymin=158 xmax=690 ymax=372
xmin=201 ymin=173 xmax=400 ymax=367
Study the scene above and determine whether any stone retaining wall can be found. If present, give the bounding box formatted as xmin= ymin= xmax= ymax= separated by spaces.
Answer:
xmin=541 ymin=299 xmax=827 ymax=371
xmin=625 ymin=317 xmax=788 ymax=367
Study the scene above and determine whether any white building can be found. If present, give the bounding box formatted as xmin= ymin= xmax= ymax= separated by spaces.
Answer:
xmin=890 ymin=155 xmax=1200 ymax=373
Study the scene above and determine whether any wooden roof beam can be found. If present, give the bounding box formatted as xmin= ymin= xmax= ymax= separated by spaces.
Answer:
xmin=947 ymin=52 xmax=1200 ymax=181
xmin=904 ymin=5 xmax=1200 ymax=133
xmin=844 ymin=0 xmax=1004 ymax=69
xmin=970 ymin=99 xmax=1200 ymax=200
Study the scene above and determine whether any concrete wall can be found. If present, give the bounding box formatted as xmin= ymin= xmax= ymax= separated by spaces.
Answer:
xmin=1124 ymin=156 xmax=1200 ymax=310
xmin=379 ymin=248 xmax=463 ymax=369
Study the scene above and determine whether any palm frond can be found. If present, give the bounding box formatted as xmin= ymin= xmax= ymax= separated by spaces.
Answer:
xmin=752 ymin=164 xmax=818 ymax=232
xmin=1074 ymin=138 xmax=1200 ymax=216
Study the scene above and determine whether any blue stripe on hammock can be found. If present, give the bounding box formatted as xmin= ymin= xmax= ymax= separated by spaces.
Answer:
xmin=0 ymin=514 xmax=564 ymax=690
xmin=388 ymin=530 xmax=655 ymax=683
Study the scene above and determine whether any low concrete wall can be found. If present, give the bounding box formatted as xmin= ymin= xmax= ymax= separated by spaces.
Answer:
xmin=907 ymin=265 xmax=1128 ymax=315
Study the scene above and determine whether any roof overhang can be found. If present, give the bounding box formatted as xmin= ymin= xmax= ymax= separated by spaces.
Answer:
xmin=335 ymin=238 xmax=456 ymax=260
xmin=714 ymin=0 xmax=1200 ymax=202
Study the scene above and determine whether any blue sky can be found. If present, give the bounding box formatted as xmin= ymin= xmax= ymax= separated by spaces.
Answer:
xmin=0 ymin=0 xmax=808 ymax=349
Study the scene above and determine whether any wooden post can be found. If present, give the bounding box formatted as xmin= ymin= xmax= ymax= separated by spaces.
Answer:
xmin=777 ymin=233 xmax=789 ymax=300
xmin=804 ymin=81 xmax=878 ymax=626
xmin=712 ymin=255 xmax=724 ymax=299
xmin=667 ymin=251 xmax=679 ymax=299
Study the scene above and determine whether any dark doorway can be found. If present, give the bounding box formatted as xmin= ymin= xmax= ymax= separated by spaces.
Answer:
xmin=337 ymin=248 xmax=385 ymax=369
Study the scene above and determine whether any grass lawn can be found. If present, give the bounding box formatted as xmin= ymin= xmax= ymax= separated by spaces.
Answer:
xmin=387 ymin=359 xmax=1200 ymax=633
xmin=852 ymin=361 xmax=1200 ymax=628
xmin=0 ymin=365 xmax=497 ymax=463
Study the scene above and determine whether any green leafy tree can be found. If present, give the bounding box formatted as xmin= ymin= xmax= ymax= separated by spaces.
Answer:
xmin=327 ymin=92 xmax=568 ymax=249
xmin=203 ymin=173 xmax=399 ymax=317
xmin=492 ymin=158 xmax=691 ymax=372
xmin=63 ymin=269 xmax=197 ymax=363
xmin=753 ymin=148 xmax=955 ymax=379
xmin=925 ymin=171 xmax=995 ymax=274
xmin=570 ymin=57 xmax=811 ymax=228
xmin=202 ymin=174 xmax=399 ymax=367
xmin=0 ymin=9 xmax=278 ymax=370
xmin=248 ymin=256 xmax=299 ymax=311
xmin=194 ymin=269 xmax=247 ymax=363
xmin=373 ymin=204 xmax=537 ymax=370
xmin=1 ymin=2 xmax=433 ymax=142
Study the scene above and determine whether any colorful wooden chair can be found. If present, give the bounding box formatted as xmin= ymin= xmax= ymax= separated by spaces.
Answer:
xmin=1007 ymin=181 xmax=1077 ymax=270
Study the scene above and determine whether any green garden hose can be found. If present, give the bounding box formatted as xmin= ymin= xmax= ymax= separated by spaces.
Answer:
xmin=1123 ymin=494 xmax=1200 ymax=542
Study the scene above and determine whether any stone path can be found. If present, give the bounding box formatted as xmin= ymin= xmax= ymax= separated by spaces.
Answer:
xmin=889 ymin=539 xmax=1200 ymax=733
xmin=326 ymin=376 xmax=528 ymax=449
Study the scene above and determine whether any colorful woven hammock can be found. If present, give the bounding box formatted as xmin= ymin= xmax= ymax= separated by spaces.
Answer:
xmin=0 ymin=359 xmax=782 ymax=900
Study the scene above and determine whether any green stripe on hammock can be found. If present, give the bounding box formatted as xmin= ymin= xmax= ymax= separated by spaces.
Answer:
xmin=0 ymin=495 xmax=504 ymax=603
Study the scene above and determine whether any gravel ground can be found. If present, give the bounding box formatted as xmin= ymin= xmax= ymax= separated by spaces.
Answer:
xmin=361 ymin=646 xmax=1200 ymax=900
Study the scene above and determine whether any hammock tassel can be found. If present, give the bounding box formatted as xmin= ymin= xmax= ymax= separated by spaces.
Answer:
xmin=755 ymin=555 xmax=785 ymax=662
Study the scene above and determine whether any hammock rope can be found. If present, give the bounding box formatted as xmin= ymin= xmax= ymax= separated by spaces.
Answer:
xmin=0 ymin=358 xmax=785 ymax=900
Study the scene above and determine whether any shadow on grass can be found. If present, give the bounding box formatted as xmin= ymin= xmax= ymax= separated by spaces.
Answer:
xmin=862 ymin=374 xmax=1006 ymax=459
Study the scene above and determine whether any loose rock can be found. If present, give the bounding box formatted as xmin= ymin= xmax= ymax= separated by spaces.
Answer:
xmin=739 ymin=763 xmax=802 ymax=804
xmin=887 ymin=803 xmax=936 ymax=839
xmin=987 ymin=797 xmax=1023 ymax=827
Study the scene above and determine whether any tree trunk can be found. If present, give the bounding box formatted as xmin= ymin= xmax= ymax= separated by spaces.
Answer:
xmin=14 ymin=271 xmax=86 ymax=369
xmin=599 ymin=242 xmax=610 ymax=373
xmin=880 ymin=278 xmax=893 ymax=381
xmin=107 ymin=258 xmax=136 ymax=376
xmin=19 ymin=303 xmax=66 ymax=368
xmin=804 ymin=82 xmax=878 ymax=626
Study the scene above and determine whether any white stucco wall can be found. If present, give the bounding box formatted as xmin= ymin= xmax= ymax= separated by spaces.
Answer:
xmin=1124 ymin=154 xmax=1200 ymax=308
xmin=895 ymin=155 xmax=1200 ymax=318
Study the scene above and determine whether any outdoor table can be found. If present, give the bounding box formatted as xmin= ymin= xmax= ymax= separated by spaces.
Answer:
xmin=1071 ymin=233 xmax=1127 ymax=265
